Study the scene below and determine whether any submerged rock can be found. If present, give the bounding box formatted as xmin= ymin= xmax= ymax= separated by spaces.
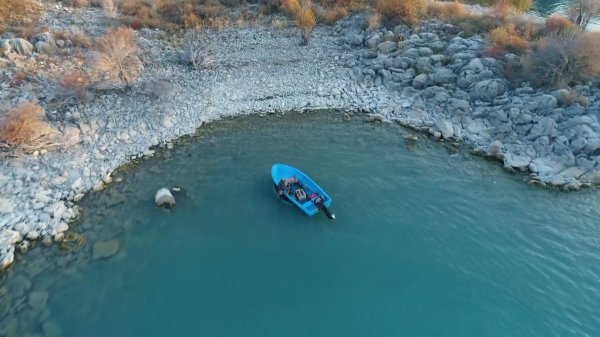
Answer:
xmin=155 ymin=188 xmax=176 ymax=207
xmin=92 ymin=239 xmax=119 ymax=260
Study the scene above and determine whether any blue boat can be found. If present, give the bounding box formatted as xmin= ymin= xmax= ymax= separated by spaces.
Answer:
xmin=271 ymin=163 xmax=335 ymax=220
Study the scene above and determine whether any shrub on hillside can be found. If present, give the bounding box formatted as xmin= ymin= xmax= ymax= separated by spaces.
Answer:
xmin=0 ymin=103 xmax=61 ymax=157
xmin=522 ymin=32 xmax=600 ymax=87
xmin=180 ymin=29 xmax=214 ymax=70
xmin=87 ymin=27 xmax=144 ymax=89
xmin=374 ymin=0 xmax=427 ymax=27
xmin=545 ymin=15 xmax=578 ymax=34
xmin=0 ymin=0 xmax=38 ymax=26
xmin=427 ymin=1 xmax=467 ymax=21
xmin=57 ymin=71 xmax=90 ymax=102
xmin=314 ymin=4 xmax=348 ymax=24
xmin=488 ymin=24 xmax=530 ymax=54
xmin=296 ymin=2 xmax=317 ymax=45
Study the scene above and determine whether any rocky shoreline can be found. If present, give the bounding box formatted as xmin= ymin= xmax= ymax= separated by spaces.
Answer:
xmin=2 ymin=4 xmax=600 ymax=270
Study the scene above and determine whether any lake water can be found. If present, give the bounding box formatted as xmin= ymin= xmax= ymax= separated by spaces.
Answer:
xmin=533 ymin=0 xmax=600 ymax=29
xmin=1 ymin=111 xmax=600 ymax=337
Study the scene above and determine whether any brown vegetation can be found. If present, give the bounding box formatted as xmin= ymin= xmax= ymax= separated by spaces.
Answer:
xmin=374 ymin=0 xmax=427 ymax=27
xmin=545 ymin=15 xmax=577 ymax=34
xmin=427 ymin=1 xmax=467 ymax=21
xmin=522 ymin=32 xmax=600 ymax=87
xmin=0 ymin=103 xmax=60 ymax=156
xmin=72 ymin=0 xmax=91 ymax=8
xmin=57 ymin=71 xmax=90 ymax=101
xmin=314 ymin=4 xmax=348 ymax=24
xmin=87 ymin=27 xmax=144 ymax=89
xmin=282 ymin=0 xmax=317 ymax=45
xmin=488 ymin=24 xmax=530 ymax=54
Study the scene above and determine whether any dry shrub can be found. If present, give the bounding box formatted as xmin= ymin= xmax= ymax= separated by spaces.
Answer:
xmin=180 ymin=29 xmax=214 ymax=70
xmin=87 ymin=27 xmax=144 ymax=89
xmin=0 ymin=0 xmax=39 ymax=26
xmin=545 ymin=15 xmax=578 ymax=34
xmin=567 ymin=0 xmax=600 ymax=31
xmin=58 ymin=71 xmax=90 ymax=101
xmin=427 ymin=1 xmax=467 ymax=21
xmin=295 ymin=1 xmax=317 ymax=45
xmin=64 ymin=27 xmax=92 ymax=48
xmin=314 ymin=5 xmax=348 ymax=24
xmin=488 ymin=24 xmax=530 ymax=54
xmin=101 ymin=0 xmax=117 ymax=16
xmin=522 ymin=32 xmax=600 ymax=87
xmin=10 ymin=72 xmax=27 ymax=87
xmin=72 ymin=0 xmax=90 ymax=8
xmin=366 ymin=12 xmax=381 ymax=31
xmin=492 ymin=0 xmax=518 ymax=17
xmin=271 ymin=18 xmax=287 ymax=29
xmin=374 ymin=0 xmax=427 ymax=27
xmin=282 ymin=0 xmax=302 ymax=14
xmin=0 ymin=103 xmax=60 ymax=156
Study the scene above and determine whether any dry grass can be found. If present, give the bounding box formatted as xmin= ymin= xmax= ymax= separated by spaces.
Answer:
xmin=374 ymin=0 xmax=427 ymax=27
xmin=488 ymin=24 xmax=530 ymax=54
xmin=87 ymin=27 xmax=144 ymax=89
xmin=59 ymin=27 xmax=93 ymax=48
xmin=72 ymin=0 xmax=91 ymax=8
xmin=0 ymin=103 xmax=61 ymax=157
xmin=0 ymin=0 xmax=39 ymax=26
xmin=427 ymin=1 xmax=467 ymax=21
xmin=271 ymin=18 xmax=287 ymax=29
xmin=366 ymin=12 xmax=381 ymax=31
xmin=101 ymin=0 xmax=117 ymax=16
xmin=314 ymin=4 xmax=348 ymax=24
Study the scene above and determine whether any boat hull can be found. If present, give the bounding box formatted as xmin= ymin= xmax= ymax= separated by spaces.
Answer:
xmin=271 ymin=163 xmax=333 ymax=217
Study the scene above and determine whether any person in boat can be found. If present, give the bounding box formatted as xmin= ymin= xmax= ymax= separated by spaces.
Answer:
xmin=294 ymin=188 xmax=307 ymax=202
xmin=277 ymin=177 xmax=299 ymax=196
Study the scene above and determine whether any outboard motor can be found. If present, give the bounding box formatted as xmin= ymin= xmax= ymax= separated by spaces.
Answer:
xmin=312 ymin=195 xmax=335 ymax=220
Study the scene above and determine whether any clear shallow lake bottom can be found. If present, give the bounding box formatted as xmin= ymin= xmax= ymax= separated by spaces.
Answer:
xmin=1 ymin=111 xmax=600 ymax=337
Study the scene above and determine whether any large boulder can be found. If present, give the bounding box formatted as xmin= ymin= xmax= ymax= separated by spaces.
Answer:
xmin=531 ymin=94 xmax=558 ymax=112
xmin=8 ymin=38 xmax=33 ymax=56
xmin=470 ymin=79 xmax=506 ymax=101
xmin=528 ymin=117 xmax=558 ymax=140
xmin=155 ymin=188 xmax=175 ymax=207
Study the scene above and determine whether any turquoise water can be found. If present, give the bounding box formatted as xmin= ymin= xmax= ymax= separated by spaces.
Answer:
xmin=2 ymin=111 xmax=600 ymax=337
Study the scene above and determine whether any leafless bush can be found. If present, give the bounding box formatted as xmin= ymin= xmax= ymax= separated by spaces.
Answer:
xmin=180 ymin=29 xmax=214 ymax=70
xmin=568 ymin=0 xmax=600 ymax=31
xmin=87 ymin=26 xmax=144 ymax=89
xmin=0 ymin=103 xmax=61 ymax=157
xmin=522 ymin=31 xmax=600 ymax=87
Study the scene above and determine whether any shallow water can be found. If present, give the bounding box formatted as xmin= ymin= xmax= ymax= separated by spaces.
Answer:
xmin=2 ymin=111 xmax=600 ymax=337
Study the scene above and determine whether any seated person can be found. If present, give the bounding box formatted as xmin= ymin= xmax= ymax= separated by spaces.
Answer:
xmin=294 ymin=188 xmax=307 ymax=202
xmin=277 ymin=177 xmax=299 ymax=195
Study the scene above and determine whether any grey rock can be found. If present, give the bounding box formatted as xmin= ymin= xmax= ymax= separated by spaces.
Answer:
xmin=378 ymin=41 xmax=397 ymax=54
xmin=9 ymin=38 xmax=33 ymax=56
xmin=435 ymin=117 xmax=454 ymax=139
xmin=503 ymin=153 xmax=531 ymax=171
xmin=412 ymin=74 xmax=428 ymax=89
xmin=93 ymin=239 xmax=119 ymax=260
xmin=447 ymin=98 xmax=470 ymax=115
xmin=28 ymin=291 xmax=49 ymax=311
xmin=348 ymin=34 xmax=364 ymax=46
xmin=471 ymin=79 xmax=506 ymax=102
xmin=35 ymin=41 xmax=56 ymax=54
xmin=531 ymin=94 xmax=558 ymax=112
xmin=431 ymin=68 xmax=456 ymax=85
xmin=529 ymin=117 xmax=558 ymax=140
